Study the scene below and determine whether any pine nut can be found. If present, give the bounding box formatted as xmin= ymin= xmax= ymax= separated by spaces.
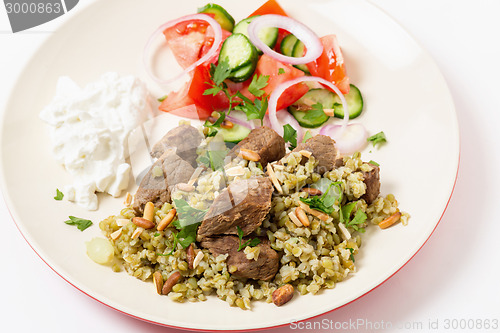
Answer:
xmin=272 ymin=284 xmax=294 ymax=306
xmin=225 ymin=165 xmax=245 ymax=177
xmin=378 ymin=212 xmax=402 ymax=229
xmin=298 ymin=150 xmax=312 ymax=158
xmin=220 ymin=120 xmax=234 ymax=129
xmin=177 ymin=183 xmax=194 ymax=192
xmin=301 ymin=187 xmax=322 ymax=196
xmin=295 ymin=206 xmax=310 ymax=227
xmin=207 ymin=116 xmax=218 ymax=124
xmin=193 ymin=251 xmax=204 ymax=269
xmin=323 ymin=108 xmax=335 ymax=117
xmin=238 ymin=148 xmax=261 ymax=162
xmin=116 ymin=218 xmax=129 ymax=227
xmin=143 ymin=202 xmax=155 ymax=222
xmin=157 ymin=208 xmax=176 ymax=231
xmin=132 ymin=217 xmax=155 ymax=229
xmin=153 ymin=271 xmax=163 ymax=295
xmin=162 ymin=271 xmax=182 ymax=295
xmin=123 ymin=192 xmax=132 ymax=206
xmin=186 ymin=244 xmax=195 ymax=269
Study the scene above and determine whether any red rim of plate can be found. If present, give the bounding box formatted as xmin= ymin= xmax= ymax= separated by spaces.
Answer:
xmin=4 ymin=151 xmax=460 ymax=332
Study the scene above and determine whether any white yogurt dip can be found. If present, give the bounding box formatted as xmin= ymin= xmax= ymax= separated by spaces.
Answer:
xmin=40 ymin=72 xmax=152 ymax=210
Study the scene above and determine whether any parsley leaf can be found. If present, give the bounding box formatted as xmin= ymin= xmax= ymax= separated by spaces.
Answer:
xmin=236 ymin=226 xmax=261 ymax=251
xmin=64 ymin=216 xmax=92 ymax=231
xmin=54 ymin=189 xmax=64 ymax=201
xmin=367 ymin=131 xmax=387 ymax=147
xmin=347 ymin=247 xmax=355 ymax=262
xmin=303 ymin=130 xmax=312 ymax=143
xmin=303 ymin=103 xmax=327 ymax=122
xmin=248 ymin=74 xmax=269 ymax=97
xmin=339 ymin=202 xmax=367 ymax=232
xmin=278 ymin=68 xmax=286 ymax=75
xmin=157 ymin=95 xmax=167 ymax=102
xmin=235 ymin=93 xmax=268 ymax=125
xmin=300 ymin=182 xmax=341 ymax=214
xmin=172 ymin=199 xmax=207 ymax=248
xmin=211 ymin=59 xmax=232 ymax=86
xmin=283 ymin=124 xmax=297 ymax=149
xmin=368 ymin=160 xmax=380 ymax=166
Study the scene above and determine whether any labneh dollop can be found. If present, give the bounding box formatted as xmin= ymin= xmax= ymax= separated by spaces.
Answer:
xmin=40 ymin=72 xmax=152 ymax=210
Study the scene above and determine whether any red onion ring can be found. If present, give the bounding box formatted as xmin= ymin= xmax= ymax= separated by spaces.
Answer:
xmin=268 ymin=76 xmax=349 ymax=136
xmin=319 ymin=123 xmax=368 ymax=154
xmin=225 ymin=115 xmax=253 ymax=129
xmin=143 ymin=14 xmax=223 ymax=86
xmin=247 ymin=15 xmax=323 ymax=65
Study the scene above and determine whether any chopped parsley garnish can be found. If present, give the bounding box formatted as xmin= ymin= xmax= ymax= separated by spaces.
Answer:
xmin=283 ymin=124 xmax=297 ymax=149
xmin=157 ymin=95 xmax=167 ymax=102
xmin=367 ymin=131 xmax=387 ymax=147
xmin=199 ymin=147 xmax=227 ymax=171
xmin=278 ymin=68 xmax=286 ymax=75
xmin=347 ymin=247 xmax=355 ymax=262
xmin=340 ymin=201 xmax=367 ymax=232
xmin=368 ymin=160 xmax=379 ymax=166
xmin=248 ymin=74 xmax=269 ymax=97
xmin=153 ymin=232 xmax=160 ymax=237
xmin=172 ymin=199 xmax=207 ymax=248
xmin=236 ymin=226 xmax=261 ymax=251
xmin=303 ymin=130 xmax=313 ymax=143
xmin=300 ymin=181 xmax=341 ymax=214
xmin=303 ymin=103 xmax=326 ymax=122
xmin=54 ymin=189 xmax=64 ymax=201
xmin=204 ymin=60 xmax=269 ymax=126
xmin=64 ymin=216 xmax=92 ymax=231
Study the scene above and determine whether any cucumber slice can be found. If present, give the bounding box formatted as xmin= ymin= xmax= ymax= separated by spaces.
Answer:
xmin=292 ymin=40 xmax=310 ymax=74
xmin=332 ymin=84 xmax=364 ymax=119
xmin=219 ymin=33 xmax=258 ymax=82
xmin=233 ymin=16 xmax=278 ymax=53
xmin=287 ymin=88 xmax=334 ymax=128
xmin=219 ymin=124 xmax=251 ymax=143
xmin=280 ymin=34 xmax=298 ymax=56
xmin=197 ymin=3 xmax=235 ymax=32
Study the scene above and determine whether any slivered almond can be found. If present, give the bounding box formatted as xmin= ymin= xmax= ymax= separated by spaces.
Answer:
xmin=225 ymin=165 xmax=245 ymax=177
xmin=288 ymin=211 xmax=303 ymax=227
xmin=238 ymin=148 xmax=260 ymax=162
xmin=298 ymin=202 xmax=329 ymax=222
xmin=193 ymin=251 xmax=204 ymax=269
xmin=123 ymin=192 xmax=132 ymax=206
xmin=378 ymin=212 xmax=402 ymax=229
xmin=298 ymin=150 xmax=312 ymax=158
xmin=132 ymin=217 xmax=155 ymax=229
xmin=295 ymin=207 xmax=310 ymax=227
xmin=153 ymin=271 xmax=163 ymax=295
xmin=157 ymin=208 xmax=176 ymax=231
xmin=162 ymin=271 xmax=182 ymax=295
xmin=187 ymin=167 xmax=204 ymax=186
xmin=186 ymin=244 xmax=195 ymax=269
xmin=132 ymin=227 xmax=144 ymax=239
xmin=177 ymin=183 xmax=194 ymax=192
xmin=323 ymin=108 xmax=335 ymax=117
xmin=338 ymin=222 xmax=351 ymax=240
xmin=143 ymin=202 xmax=155 ymax=222
xmin=116 ymin=218 xmax=129 ymax=227
xmin=301 ymin=187 xmax=322 ymax=196
xmin=267 ymin=164 xmax=283 ymax=194
xmin=110 ymin=228 xmax=122 ymax=240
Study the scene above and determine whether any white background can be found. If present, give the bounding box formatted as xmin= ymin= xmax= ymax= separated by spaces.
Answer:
xmin=1 ymin=1 xmax=499 ymax=332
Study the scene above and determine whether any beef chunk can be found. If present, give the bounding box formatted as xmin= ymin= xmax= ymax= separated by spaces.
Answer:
xmin=150 ymin=125 xmax=203 ymax=166
xmin=292 ymin=135 xmax=341 ymax=174
xmin=361 ymin=163 xmax=380 ymax=204
xmin=229 ymin=127 xmax=285 ymax=167
xmin=201 ymin=236 xmax=279 ymax=281
xmin=133 ymin=150 xmax=195 ymax=213
xmin=197 ymin=177 xmax=273 ymax=240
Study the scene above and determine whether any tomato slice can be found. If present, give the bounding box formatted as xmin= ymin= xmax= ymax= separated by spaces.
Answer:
xmin=188 ymin=64 xmax=230 ymax=112
xmin=307 ymin=35 xmax=350 ymax=94
xmin=250 ymin=0 xmax=288 ymax=17
xmin=159 ymin=79 xmax=213 ymax=120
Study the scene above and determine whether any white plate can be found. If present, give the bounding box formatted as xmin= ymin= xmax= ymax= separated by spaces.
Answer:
xmin=0 ymin=0 xmax=459 ymax=330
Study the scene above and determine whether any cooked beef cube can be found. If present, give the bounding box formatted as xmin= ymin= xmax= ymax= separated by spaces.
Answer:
xmin=361 ymin=163 xmax=380 ymax=204
xmin=201 ymin=236 xmax=279 ymax=281
xmin=197 ymin=177 xmax=273 ymax=240
xmin=228 ymin=127 xmax=285 ymax=167
xmin=292 ymin=135 xmax=341 ymax=174
xmin=150 ymin=125 xmax=203 ymax=166
xmin=133 ymin=149 xmax=195 ymax=213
